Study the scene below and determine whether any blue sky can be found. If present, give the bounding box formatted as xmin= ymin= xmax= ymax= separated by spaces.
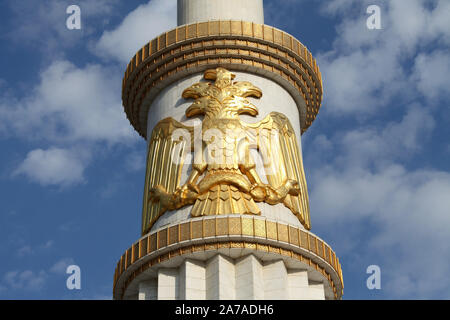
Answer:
xmin=0 ymin=0 xmax=449 ymax=300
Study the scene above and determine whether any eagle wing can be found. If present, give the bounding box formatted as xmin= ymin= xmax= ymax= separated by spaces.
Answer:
xmin=141 ymin=118 xmax=194 ymax=235
xmin=244 ymin=112 xmax=311 ymax=230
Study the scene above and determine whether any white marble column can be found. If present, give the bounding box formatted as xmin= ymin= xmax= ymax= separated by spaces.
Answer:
xmin=263 ymin=260 xmax=288 ymax=300
xmin=115 ymin=0 xmax=341 ymax=302
xmin=137 ymin=254 xmax=328 ymax=300
xmin=235 ymin=255 xmax=264 ymax=300
xmin=206 ymin=255 xmax=236 ymax=299
xmin=288 ymin=270 xmax=325 ymax=300
xmin=138 ymin=279 xmax=157 ymax=300
xmin=177 ymin=0 xmax=264 ymax=25
xmin=179 ymin=259 xmax=206 ymax=299
xmin=157 ymin=269 xmax=179 ymax=300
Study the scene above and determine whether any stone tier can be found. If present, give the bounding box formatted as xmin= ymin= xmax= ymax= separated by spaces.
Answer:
xmin=135 ymin=254 xmax=328 ymax=300
xmin=113 ymin=216 xmax=343 ymax=300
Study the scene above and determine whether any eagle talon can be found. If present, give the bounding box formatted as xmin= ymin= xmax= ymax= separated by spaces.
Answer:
xmin=250 ymin=184 xmax=266 ymax=202
xmin=187 ymin=183 xmax=200 ymax=194
xmin=250 ymin=180 xmax=301 ymax=205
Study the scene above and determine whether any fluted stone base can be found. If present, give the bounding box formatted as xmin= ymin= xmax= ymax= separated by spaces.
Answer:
xmin=113 ymin=216 xmax=343 ymax=300
xmin=131 ymin=254 xmax=325 ymax=300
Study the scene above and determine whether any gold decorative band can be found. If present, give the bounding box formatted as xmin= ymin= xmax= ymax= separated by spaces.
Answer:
xmin=122 ymin=20 xmax=323 ymax=139
xmin=113 ymin=216 xmax=343 ymax=300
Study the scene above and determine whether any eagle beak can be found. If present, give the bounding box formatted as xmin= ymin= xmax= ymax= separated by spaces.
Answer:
xmin=185 ymin=101 xmax=204 ymax=118
xmin=246 ymin=86 xmax=263 ymax=99
xmin=240 ymin=101 xmax=259 ymax=116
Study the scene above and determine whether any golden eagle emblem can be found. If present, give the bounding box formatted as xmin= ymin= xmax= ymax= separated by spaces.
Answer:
xmin=142 ymin=68 xmax=310 ymax=234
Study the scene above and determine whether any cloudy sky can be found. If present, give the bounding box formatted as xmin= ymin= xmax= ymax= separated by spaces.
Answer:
xmin=0 ymin=0 xmax=449 ymax=299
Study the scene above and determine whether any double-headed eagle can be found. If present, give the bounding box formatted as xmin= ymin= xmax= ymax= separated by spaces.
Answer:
xmin=142 ymin=68 xmax=310 ymax=234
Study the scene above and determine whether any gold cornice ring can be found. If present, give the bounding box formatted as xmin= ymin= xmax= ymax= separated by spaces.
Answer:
xmin=122 ymin=20 xmax=323 ymax=139
xmin=113 ymin=216 xmax=343 ymax=300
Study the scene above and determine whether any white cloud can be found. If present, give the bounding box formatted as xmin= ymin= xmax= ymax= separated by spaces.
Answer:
xmin=303 ymin=1 xmax=450 ymax=297
xmin=318 ymin=48 xmax=407 ymax=114
xmin=17 ymin=246 xmax=33 ymax=258
xmin=7 ymin=0 xmax=120 ymax=53
xmin=308 ymin=106 xmax=435 ymax=171
xmin=15 ymin=241 xmax=54 ymax=258
xmin=50 ymin=258 xmax=75 ymax=275
xmin=58 ymin=221 xmax=78 ymax=232
xmin=40 ymin=240 xmax=54 ymax=250
xmin=1 ymin=60 xmax=135 ymax=144
xmin=94 ymin=0 xmax=177 ymax=63
xmin=310 ymin=162 xmax=450 ymax=298
xmin=1 ymin=0 xmax=140 ymax=188
xmin=3 ymin=270 xmax=47 ymax=291
xmin=0 ymin=58 xmax=140 ymax=187
xmin=13 ymin=148 xmax=88 ymax=187
xmin=413 ymin=50 xmax=450 ymax=101
xmin=0 ymin=257 xmax=76 ymax=295
xmin=305 ymin=105 xmax=449 ymax=298
xmin=309 ymin=104 xmax=435 ymax=216
xmin=1 ymin=1 xmax=176 ymax=189
xmin=320 ymin=0 xmax=361 ymax=15
xmin=317 ymin=0 xmax=450 ymax=115
xmin=343 ymin=106 xmax=434 ymax=167
xmin=125 ymin=151 xmax=146 ymax=172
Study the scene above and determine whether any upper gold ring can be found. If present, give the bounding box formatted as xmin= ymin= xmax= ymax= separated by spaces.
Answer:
xmin=122 ymin=20 xmax=323 ymax=139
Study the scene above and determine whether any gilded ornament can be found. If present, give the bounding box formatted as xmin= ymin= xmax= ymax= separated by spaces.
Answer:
xmin=142 ymin=68 xmax=311 ymax=234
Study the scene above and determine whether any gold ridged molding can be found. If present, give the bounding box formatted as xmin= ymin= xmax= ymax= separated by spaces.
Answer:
xmin=122 ymin=20 xmax=323 ymax=139
xmin=113 ymin=216 xmax=343 ymax=300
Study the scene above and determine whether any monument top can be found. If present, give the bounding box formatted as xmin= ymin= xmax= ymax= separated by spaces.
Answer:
xmin=177 ymin=0 xmax=264 ymax=26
